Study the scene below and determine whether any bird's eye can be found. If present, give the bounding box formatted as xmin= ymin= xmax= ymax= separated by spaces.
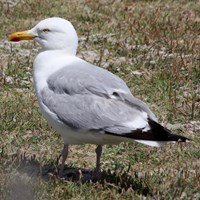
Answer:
xmin=42 ymin=28 xmax=50 ymax=33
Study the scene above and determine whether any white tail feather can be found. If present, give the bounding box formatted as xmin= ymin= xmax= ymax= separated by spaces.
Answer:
xmin=134 ymin=140 xmax=167 ymax=147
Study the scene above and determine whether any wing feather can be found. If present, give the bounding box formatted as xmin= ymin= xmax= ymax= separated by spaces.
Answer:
xmin=42 ymin=60 xmax=157 ymax=134
xmin=41 ymin=88 xmax=149 ymax=134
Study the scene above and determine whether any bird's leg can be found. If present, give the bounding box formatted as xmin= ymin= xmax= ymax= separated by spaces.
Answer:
xmin=59 ymin=144 xmax=69 ymax=177
xmin=95 ymin=145 xmax=102 ymax=172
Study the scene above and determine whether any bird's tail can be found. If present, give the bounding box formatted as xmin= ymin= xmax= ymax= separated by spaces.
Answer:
xmin=105 ymin=118 xmax=189 ymax=147
xmin=136 ymin=119 xmax=189 ymax=147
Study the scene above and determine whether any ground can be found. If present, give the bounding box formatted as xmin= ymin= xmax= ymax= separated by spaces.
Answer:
xmin=0 ymin=0 xmax=200 ymax=199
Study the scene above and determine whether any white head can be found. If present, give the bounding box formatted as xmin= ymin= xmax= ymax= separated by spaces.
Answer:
xmin=9 ymin=17 xmax=78 ymax=55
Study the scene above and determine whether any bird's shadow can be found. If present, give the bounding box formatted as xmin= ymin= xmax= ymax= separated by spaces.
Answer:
xmin=9 ymin=154 xmax=152 ymax=197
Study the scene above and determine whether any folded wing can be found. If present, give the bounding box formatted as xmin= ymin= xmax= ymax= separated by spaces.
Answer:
xmin=41 ymin=59 xmax=188 ymax=146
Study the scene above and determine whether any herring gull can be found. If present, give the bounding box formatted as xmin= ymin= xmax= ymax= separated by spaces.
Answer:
xmin=9 ymin=17 xmax=189 ymax=176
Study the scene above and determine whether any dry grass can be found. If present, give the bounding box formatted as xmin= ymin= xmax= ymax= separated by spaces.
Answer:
xmin=0 ymin=0 xmax=200 ymax=199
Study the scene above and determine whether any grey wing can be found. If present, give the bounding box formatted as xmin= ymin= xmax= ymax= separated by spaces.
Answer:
xmin=41 ymin=89 xmax=149 ymax=133
xmin=44 ymin=60 xmax=156 ymax=132
xmin=47 ymin=60 xmax=131 ymax=98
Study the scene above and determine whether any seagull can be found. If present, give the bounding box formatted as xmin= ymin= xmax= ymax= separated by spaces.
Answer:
xmin=9 ymin=17 xmax=189 ymax=176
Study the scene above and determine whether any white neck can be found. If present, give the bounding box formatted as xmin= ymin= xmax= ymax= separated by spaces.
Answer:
xmin=40 ymin=45 xmax=77 ymax=55
xmin=33 ymin=50 xmax=77 ymax=95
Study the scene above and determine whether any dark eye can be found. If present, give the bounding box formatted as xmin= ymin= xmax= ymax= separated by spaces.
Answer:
xmin=42 ymin=28 xmax=50 ymax=33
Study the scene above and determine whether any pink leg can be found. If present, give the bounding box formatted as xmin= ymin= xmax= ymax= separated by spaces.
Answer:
xmin=95 ymin=145 xmax=102 ymax=172
xmin=59 ymin=144 xmax=69 ymax=177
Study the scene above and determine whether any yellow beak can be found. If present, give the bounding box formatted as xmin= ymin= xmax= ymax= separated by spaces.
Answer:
xmin=9 ymin=31 xmax=34 ymax=42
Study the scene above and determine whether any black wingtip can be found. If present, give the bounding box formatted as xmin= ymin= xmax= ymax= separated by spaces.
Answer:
xmin=169 ymin=133 xmax=190 ymax=142
xmin=103 ymin=118 xmax=190 ymax=144
xmin=148 ymin=118 xmax=190 ymax=142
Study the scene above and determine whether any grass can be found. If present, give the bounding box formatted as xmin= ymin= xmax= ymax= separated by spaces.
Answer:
xmin=0 ymin=0 xmax=200 ymax=199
